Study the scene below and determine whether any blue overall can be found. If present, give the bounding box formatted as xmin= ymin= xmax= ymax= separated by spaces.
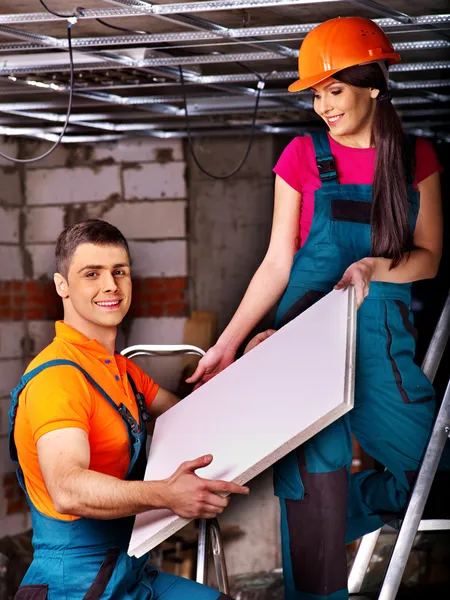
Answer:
xmin=8 ymin=360 xmax=231 ymax=600
xmin=273 ymin=132 xmax=436 ymax=600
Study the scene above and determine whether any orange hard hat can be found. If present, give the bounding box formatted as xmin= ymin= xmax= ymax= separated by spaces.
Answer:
xmin=289 ymin=16 xmax=400 ymax=92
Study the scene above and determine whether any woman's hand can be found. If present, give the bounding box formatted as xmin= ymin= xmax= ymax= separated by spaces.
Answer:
xmin=186 ymin=344 xmax=237 ymax=388
xmin=334 ymin=258 xmax=376 ymax=308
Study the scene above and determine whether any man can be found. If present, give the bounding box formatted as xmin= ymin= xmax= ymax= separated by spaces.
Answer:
xmin=9 ymin=219 xmax=249 ymax=600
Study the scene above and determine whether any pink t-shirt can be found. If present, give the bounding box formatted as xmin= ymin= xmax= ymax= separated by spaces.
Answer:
xmin=273 ymin=133 xmax=442 ymax=248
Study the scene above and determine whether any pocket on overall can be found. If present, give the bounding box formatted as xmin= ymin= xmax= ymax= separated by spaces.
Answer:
xmin=384 ymin=300 xmax=435 ymax=404
xmin=15 ymin=586 xmax=48 ymax=600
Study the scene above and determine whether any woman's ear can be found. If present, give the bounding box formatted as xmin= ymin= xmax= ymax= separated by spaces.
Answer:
xmin=370 ymin=88 xmax=381 ymax=99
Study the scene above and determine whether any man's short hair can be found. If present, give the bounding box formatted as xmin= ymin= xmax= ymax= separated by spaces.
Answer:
xmin=55 ymin=219 xmax=130 ymax=278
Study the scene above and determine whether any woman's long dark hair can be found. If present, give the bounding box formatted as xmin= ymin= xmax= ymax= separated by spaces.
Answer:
xmin=334 ymin=63 xmax=413 ymax=268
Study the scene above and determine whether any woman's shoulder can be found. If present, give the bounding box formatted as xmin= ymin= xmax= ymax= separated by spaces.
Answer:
xmin=273 ymin=135 xmax=317 ymax=193
xmin=276 ymin=135 xmax=316 ymax=165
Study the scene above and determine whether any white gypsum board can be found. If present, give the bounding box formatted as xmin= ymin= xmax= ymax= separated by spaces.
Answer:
xmin=129 ymin=287 xmax=356 ymax=557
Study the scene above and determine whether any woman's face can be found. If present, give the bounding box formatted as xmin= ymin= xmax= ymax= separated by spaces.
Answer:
xmin=311 ymin=78 xmax=379 ymax=141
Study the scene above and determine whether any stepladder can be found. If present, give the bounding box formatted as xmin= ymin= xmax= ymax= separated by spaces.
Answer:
xmin=348 ymin=289 xmax=450 ymax=599
xmin=121 ymin=343 xmax=230 ymax=595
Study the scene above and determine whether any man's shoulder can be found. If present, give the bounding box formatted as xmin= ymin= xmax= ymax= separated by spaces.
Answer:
xmin=25 ymin=337 xmax=62 ymax=374
xmin=23 ymin=337 xmax=92 ymax=399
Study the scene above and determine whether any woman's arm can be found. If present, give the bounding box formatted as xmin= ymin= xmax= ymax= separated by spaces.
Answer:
xmin=336 ymin=171 xmax=442 ymax=306
xmin=187 ymin=175 xmax=301 ymax=384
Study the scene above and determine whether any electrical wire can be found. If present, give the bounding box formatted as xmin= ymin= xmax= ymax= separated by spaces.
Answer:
xmin=0 ymin=20 xmax=75 ymax=164
xmin=178 ymin=66 xmax=265 ymax=180
xmin=93 ymin=18 xmax=149 ymax=35
xmin=88 ymin=12 xmax=266 ymax=179
xmin=3 ymin=1 xmax=263 ymax=172
xmin=38 ymin=0 xmax=76 ymax=19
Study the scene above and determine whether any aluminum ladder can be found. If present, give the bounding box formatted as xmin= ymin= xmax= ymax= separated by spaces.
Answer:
xmin=348 ymin=289 xmax=450 ymax=599
xmin=122 ymin=343 xmax=230 ymax=594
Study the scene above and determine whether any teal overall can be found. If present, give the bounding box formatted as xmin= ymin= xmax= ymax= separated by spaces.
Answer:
xmin=8 ymin=360 xmax=231 ymax=600
xmin=273 ymin=132 xmax=435 ymax=600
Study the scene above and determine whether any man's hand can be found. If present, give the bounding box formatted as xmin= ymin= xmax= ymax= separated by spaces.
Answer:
xmin=243 ymin=329 xmax=276 ymax=354
xmin=163 ymin=454 xmax=249 ymax=519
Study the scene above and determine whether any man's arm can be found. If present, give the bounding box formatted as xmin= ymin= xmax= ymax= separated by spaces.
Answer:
xmin=149 ymin=387 xmax=179 ymax=419
xmin=37 ymin=427 xmax=249 ymax=520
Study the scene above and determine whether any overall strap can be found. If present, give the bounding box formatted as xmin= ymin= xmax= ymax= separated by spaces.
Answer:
xmin=127 ymin=373 xmax=151 ymax=423
xmin=8 ymin=359 xmax=143 ymax=463
xmin=311 ymin=131 xmax=338 ymax=183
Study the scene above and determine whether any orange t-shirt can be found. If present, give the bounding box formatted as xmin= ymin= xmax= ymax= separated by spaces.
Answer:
xmin=14 ymin=321 xmax=159 ymax=520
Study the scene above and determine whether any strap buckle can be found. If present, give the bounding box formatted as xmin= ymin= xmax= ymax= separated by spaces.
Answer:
xmin=317 ymin=155 xmax=337 ymax=181
xmin=118 ymin=404 xmax=140 ymax=434
xmin=136 ymin=392 xmax=151 ymax=422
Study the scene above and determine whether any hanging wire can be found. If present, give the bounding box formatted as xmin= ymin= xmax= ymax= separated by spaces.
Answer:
xmin=0 ymin=17 xmax=75 ymax=164
xmin=179 ymin=66 xmax=265 ymax=180
xmin=2 ymin=1 xmax=264 ymax=171
xmin=86 ymin=11 xmax=267 ymax=179
xmin=93 ymin=18 xmax=149 ymax=35
xmin=38 ymin=0 xmax=76 ymax=19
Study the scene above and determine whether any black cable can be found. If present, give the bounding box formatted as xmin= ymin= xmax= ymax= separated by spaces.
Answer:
xmin=38 ymin=0 xmax=76 ymax=19
xmin=179 ymin=66 xmax=265 ymax=180
xmin=39 ymin=3 xmax=149 ymax=35
xmin=94 ymin=18 xmax=149 ymax=36
xmin=34 ymin=1 xmax=263 ymax=176
xmin=90 ymin=11 xmax=265 ymax=179
xmin=0 ymin=23 xmax=75 ymax=164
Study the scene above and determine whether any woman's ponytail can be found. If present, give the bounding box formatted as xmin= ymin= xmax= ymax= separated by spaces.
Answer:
xmin=334 ymin=63 xmax=413 ymax=268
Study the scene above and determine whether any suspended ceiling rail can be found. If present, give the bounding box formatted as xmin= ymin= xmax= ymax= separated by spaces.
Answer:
xmin=1 ymin=14 xmax=449 ymax=53
xmin=1 ymin=1 xmax=449 ymax=24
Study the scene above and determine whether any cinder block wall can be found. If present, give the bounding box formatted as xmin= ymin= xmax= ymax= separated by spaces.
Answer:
xmin=0 ymin=134 xmax=284 ymax=576
xmin=0 ymin=137 xmax=189 ymax=536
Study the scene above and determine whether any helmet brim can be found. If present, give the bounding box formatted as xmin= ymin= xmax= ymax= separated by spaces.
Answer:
xmin=288 ymin=52 xmax=401 ymax=93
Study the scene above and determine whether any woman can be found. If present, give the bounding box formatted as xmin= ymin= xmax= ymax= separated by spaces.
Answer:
xmin=189 ymin=16 xmax=443 ymax=600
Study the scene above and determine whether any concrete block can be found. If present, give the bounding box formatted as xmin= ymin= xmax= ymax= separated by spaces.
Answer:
xmin=0 ymin=246 xmax=24 ymax=280
xmin=0 ymin=322 xmax=25 ymax=359
xmin=94 ymin=139 xmax=184 ymax=164
xmin=0 ymin=139 xmax=18 ymax=167
xmin=0 ymin=434 xmax=14 ymax=478
xmin=188 ymin=136 xmax=275 ymax=182
xmin=0 ymin=397 xmax=9 ymax=437
xmin=26 ymin=166 xmax=121 ymax=205
xmin=190 ymin=176 xmax=273 ymax=331
xmin=128 ymin=241 xmax=187 ymax=277
xmin=0 ymin=512 xmax=32 ymax=537
xmin=103 ymin=201 xmax=186 ymax=240
xmin=28 ymin=321 xmax=55 ymax=355
xmin=123 ymin=162 xmax=186 ymax=200
xmin=27 ymin=244 xmax=55 ymax=279
xmin=0 ymin=169 xmax=22 ymax=206
xmin=19 ymin=139 xmax=70 ymax=169
xmin=0 ymin=207 xmax=20 ymax=242
xmin=26 ymin=206 xmax=65 ymax=243
xmin=126 ymin=317 xmax=186 ymax=346
xmin=218 ymin=468 xmax=281 ymax=576
xmin=119 ymin=317 xmax=187 ymax=392
xmin=0 ymin=359 xmax=24 ymax=396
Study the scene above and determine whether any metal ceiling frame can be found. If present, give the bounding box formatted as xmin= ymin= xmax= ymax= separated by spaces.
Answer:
xmin=1 ymin=14 xmax=450 ymax=53
xmin=0 ymin=1 xmax=448 ymax=24
xmin=0 ymin=1 xmax=448 ymax=144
